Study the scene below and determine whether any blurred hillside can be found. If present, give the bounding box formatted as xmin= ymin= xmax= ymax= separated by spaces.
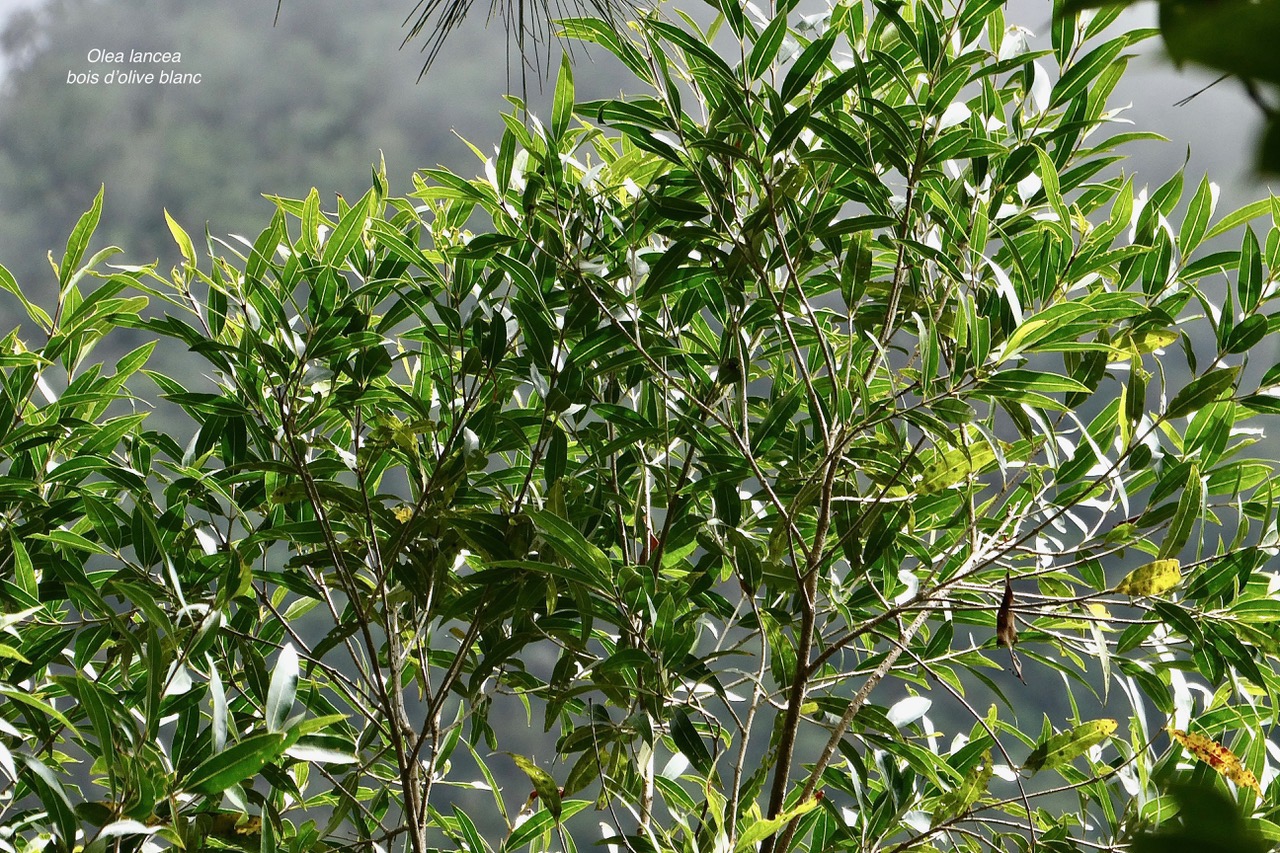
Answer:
xmin=0 ymin=0 xmax=634 ymax=301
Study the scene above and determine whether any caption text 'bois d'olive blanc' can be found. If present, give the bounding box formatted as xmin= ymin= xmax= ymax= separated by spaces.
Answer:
xmin=67 ymin=48 xmax=201 ymax=86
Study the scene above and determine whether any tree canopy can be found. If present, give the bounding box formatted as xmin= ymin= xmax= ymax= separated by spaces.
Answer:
xmin=0 ymin=1 xmax=1279 ymax=853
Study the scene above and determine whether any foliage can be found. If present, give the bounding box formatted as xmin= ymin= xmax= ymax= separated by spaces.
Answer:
xmin=1 ymin=1 xmax=1280 ymax=853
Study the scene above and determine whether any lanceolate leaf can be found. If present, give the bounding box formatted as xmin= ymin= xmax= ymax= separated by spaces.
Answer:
xmin=919 ymin=443 xmax=996 ymax=494
xmin=552 ymin=53 xmax=575 ymax=142
xmin=1168 ymin=367 xmax=1240 ymax=419
xmin=734 ymin=796 xmax=822 ymax=853
xmin=60 ymin=184 xmax=105 ymax=290
xmin=1114 ymin=559 xmax=1183 ymax=597
xmin=20 ymin=755 xmax=78 ymax=848
xmin=528 ymin=510 xmax=610 ymax=583
xmin=265 ymin=643 xmax=300 ymax=733
xmin=781 ymin=33 xmax=835 ymax=103
xmin=1160 ymin=465 xmax=1203 ymax=559
xmin=1169 ymin=729 xmax=1262 ymax=795
xmin=746 ymin=9 xmax=788 ymax=81
xmin=10 ymin=6 xmax=1280 ymax=853
xmin=181 ymin=732 xmax=288 ymax=796
xmin=1024 ymin=720 xmax=1117 ymax=772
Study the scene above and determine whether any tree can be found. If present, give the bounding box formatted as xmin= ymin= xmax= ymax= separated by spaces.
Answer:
xmin=1 ymin=2 xmax=1279 ymax=853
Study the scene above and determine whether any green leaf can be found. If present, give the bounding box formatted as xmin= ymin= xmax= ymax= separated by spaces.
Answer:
xmin=452 ymin=806 xmax=491 ymax=853
xmin=1159 ymin=463 xmax=1203 ymax=559
xmin=0 ymin=685 xmax=76 ymax=732
xmin=670 ymin=710 xmax=714 ymax=776
xmin=1178 ymin=175 xmax=1217 ymax=255
xmin=1052 ymin=37 xmax=1126 ymax=108
xmin=503 ymin=800 xmax=590 ymax=851
xmin=918 ymin=443 xmax=996 ymax=495
xmin=165 ymin=209 xmax=197 ymax=265
xmin=0 ymin=262 xmax=53 ymax=330
xmin=320 ymin=187 xmax=372 ymax=267
xmin=746 ymin=9 xmax=788 ymax=80
xmin=181 ymin=731 xmax=287 ymax=796
xmin=781 ymin=33 xmax=835 ymax=102
xmin=552 ymin=52 xmax=575 ymax=142
xmin=1023 ymin=719 xmax=1117 ymax=772
xmin=265 ymin=643 xmax=299 ymax=733
xmin=998 ymin=303 xmax=1096 ymax=360
xmin=735 ymin=796 xmax=822 ymax=852
xmin=21 ymin=754 xmax=78 ymax=849
xmin=933 ymin=750 xmax=993 ymax=826
xmin=507 ymin=754 xmax=562 ymax=819
xmin=1036 ymin=147 xmax=1069 ymax=226
xmin=1238 ymin=226 xmax=1263 ymax=312
xmin=285 ymin=735 xmax=358 ymax=765
xmin=1204 ymin=198 xmax=1271 ymax=243
xmin=528 ymin=510 xmax=610 ymax=584
xmin=10 ymin=534 xmax=37 ymax=599
xmin=1225 ymin=314 xmax=1266 ymax=354
xmin=60 ymin=185 xmax=105 ymax=291
xmin=1167 ymin=367 xmax=1239 ymax=419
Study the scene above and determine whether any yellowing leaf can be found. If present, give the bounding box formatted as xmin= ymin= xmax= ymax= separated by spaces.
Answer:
xmin=1168 ymin=729 xmax=1262 ymax=795
xmin=1114 ymin=559 xmax=1182 ymax=596
xmin=1086 ymin=603 xmax=1111 ymax=619
xmin=1023 ymin=719 xmax=1117 ymax=773
xmin=1118 ymin=327 xmax=1179 ymax=355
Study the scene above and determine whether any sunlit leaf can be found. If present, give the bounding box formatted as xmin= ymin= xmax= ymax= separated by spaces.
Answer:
xmin=933 ymin=750 xmax=993 ymax=826
xmin=507 ymin=754 xmax=562 ymax=820
xmin=1023 ymin=719 xmax=1117 ymax=772
xmin=1168 ymin=729 xmax=1262 ymax=795
xmin=1114 ymin=559 xmax=1183 ymax=596
xmin=181 ymin=732 xmax=288 ymax=796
